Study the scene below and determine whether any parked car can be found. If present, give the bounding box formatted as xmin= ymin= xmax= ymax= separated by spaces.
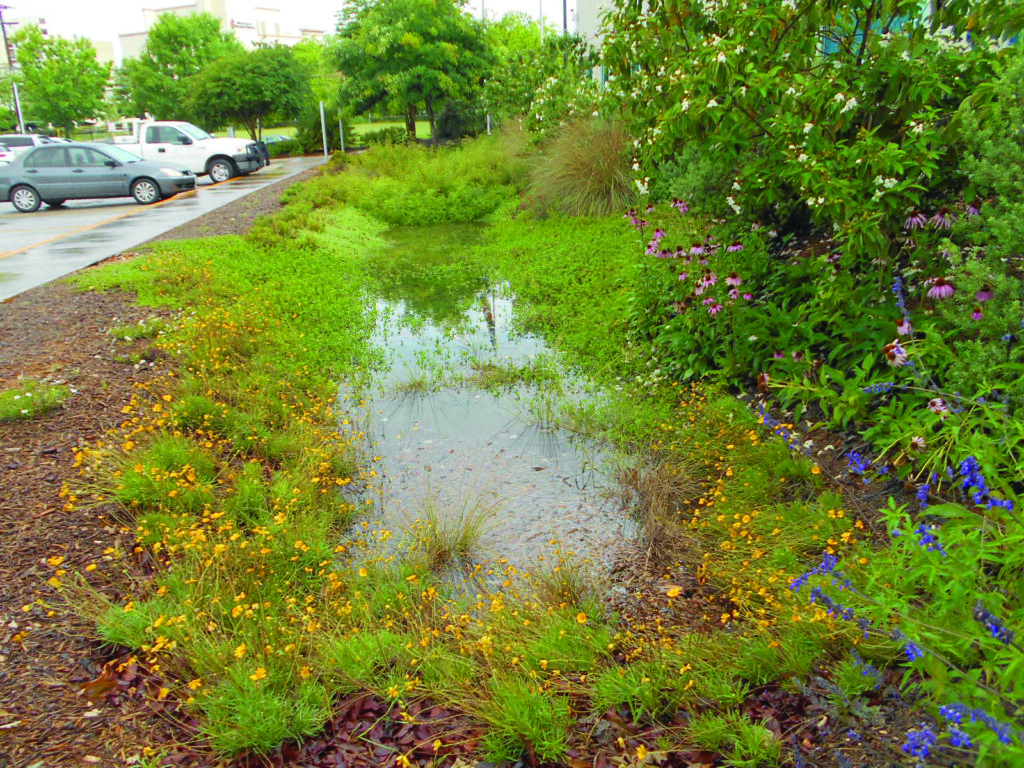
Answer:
xmin=0 ymin=133 xmax=57 ymax=156
xmin=0 ymin=142 xmax=196 ymax=212
xmin=0 ymin=143 xmax=14 ymax=165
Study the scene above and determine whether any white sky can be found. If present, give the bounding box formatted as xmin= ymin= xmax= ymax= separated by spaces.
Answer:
xmin=10 ymin=0 xmax=578 ymax=50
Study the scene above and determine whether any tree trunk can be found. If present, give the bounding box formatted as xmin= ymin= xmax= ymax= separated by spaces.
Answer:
xmin=405 ymin=104 xmax=416 ymax=141
xmin=426 ymin=97 xmax=436 ymax=147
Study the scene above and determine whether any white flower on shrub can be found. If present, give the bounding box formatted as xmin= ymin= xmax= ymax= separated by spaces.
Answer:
xmin=707 ymin=98 xmax=720 ymax=107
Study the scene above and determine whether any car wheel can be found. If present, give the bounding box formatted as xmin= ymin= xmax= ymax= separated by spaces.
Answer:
xmin=11 ymin=185 xmax=41 ymax=213
xmin=131 ymin=177 xmax=160 ymax=205
xmin=208 ymin=158 xmax=236 ymax=183
xmin=43 ymin=199 xmax=66 ymax=208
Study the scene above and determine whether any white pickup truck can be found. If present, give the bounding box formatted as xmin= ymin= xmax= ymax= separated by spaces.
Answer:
xmin=111 ymin=121 xmax=269 ymax=182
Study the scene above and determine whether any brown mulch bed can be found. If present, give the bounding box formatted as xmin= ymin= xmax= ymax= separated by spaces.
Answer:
xmin=0 ymin=169 xmax=319 ymax=768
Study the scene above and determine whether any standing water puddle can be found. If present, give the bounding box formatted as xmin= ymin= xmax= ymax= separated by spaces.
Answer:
xmin=356 ymin=224 xmax=631 ymax=576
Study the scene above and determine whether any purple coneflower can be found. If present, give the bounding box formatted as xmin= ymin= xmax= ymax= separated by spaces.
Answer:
xmin=678 ymin=272 xmax=688 ymax=281
xmin=743 ymin=292 xmax=753 ymax=300
xmin=826 ymin=252 xmax=841 ymax=264
xmin=653 ymin=228 xmax=666 ymax=241
xmin=671 ymin=198 xmax=690 ymax=213
xmin=657 ymin=248 xmax=673 ymax=259
xmin=702 ymin=271 xmax=718 ymax=287
xmin=768 ymin=228 xmax=778 ymax=238
xmin=896 ymin=318 xmax=912 ymax=336
xmin=694 ymin=283 xmax=705 ymax=296
xmin=927 ymin=277 xmax=956 ymax=300
xmin=966 ymin=199 xmax=981 ymax=217
xmin=751 ymin=222 xmax=762 ymax=231
xmin=773 ymin=351 xmax=784 ymax=359
xmin=728 ymin=288 xmax=741 ymax=300
xmin=883 ymin=340 xmax=909 ymax=367
xmin=646 ymin=203 xmax=656 ymax=214
xmin=928 ymin=397 xmax=948 ymax=416
xmin=727 ymin=242 xmax=744 ymax=252
xmin=971 ymin=306 xmax=983 ymax=321
xmin=975 ymin=285 xmax=994 ymax=302
xmin=707 ymin=302 xmax=723 ymax=316
xmin=726 ymin=272 xmax=742 ymax=287
xmin=930 ymin=207 xmax=955 ymax=229
xmin=909 ymin=436 xmax=927 ymax=452
xmin=674 ymin=247 xmax=686 ymax=258
xmin=793 ymin=350 xmax=805 ymax=362
xmin=690 ymin=243 xmax=706 ymax=255
xmin=905 ymin=211 xmax=928 ymax=229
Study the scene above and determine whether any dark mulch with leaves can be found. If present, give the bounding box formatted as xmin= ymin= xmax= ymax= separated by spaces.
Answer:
xmin=0 ymin=282 xmax=180 ymax=766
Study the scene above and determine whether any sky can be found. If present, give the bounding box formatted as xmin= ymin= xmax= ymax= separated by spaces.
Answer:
xmin=10 ymin=0 xmax=578 ymax=52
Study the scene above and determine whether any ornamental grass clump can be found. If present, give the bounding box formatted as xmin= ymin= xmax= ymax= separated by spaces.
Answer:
xmin=527 ymin=118 xmax=636 ymax=218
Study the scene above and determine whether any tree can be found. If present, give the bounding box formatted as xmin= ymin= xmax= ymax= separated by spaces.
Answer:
xmin=333 ymin=0 xmax=494 ymax=143
xmin=483 ymin=13 xmax=596 ymax=127
xmin=11 ymin=25 xmax=110 ymax=136
xmin=116 ymin=13 xmax=242 ymax=122
xmin=191 ymin=45 xmax=311 ymax=140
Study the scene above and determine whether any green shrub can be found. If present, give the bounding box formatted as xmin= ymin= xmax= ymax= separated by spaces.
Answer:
xmin=267 ymin=139 xmax=302 ymax=158
xmin=361 ymin=126 xmax=409 ymax=146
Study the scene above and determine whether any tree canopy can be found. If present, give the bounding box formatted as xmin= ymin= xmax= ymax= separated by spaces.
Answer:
xmin=12 ymin=25 xmax=110 ymax=135
xmin=191 ymin=44 xmax=312 ymax=140
xmin=116 ymin=13 xmax=243 ymax=122
xmin=333 ymin=0 xmax=494 ymax=142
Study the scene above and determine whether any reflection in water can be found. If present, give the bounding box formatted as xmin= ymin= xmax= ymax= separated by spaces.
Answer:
xmin=354 ymin=224 xmax=629 ymax=577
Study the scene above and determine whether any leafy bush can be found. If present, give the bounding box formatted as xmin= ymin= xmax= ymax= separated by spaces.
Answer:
xmin=527 ymin=119 xmax=635 ymax=217
xmin=267 ymin=138 xmax=302 ymax=158
xmin=360 ymin=126 xmax=409 ymax=146
xmin=961 ymin=43 xmax=1024 ymax=258
xmin=605 ymin=0 xmax=1018 ymax=264
xmin=436 ymin=98 xmax=485 ymax=140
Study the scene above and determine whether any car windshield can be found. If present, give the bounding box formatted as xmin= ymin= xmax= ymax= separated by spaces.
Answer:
xmin=179 ymin=123 xmax=213 ymax=141
xmin=102 ymin=145 xmax=144 ymax=163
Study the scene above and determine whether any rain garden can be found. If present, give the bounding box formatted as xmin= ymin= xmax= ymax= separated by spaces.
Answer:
xmin=31 ymin=1 xmax=1024 ymax=766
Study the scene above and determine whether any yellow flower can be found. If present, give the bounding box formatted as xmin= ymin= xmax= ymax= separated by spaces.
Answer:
xmin=187 ymin=679 xmax=203 ymax=690
xmin=299 ymin=666 xmax=311 ymax=679
xmin=666 ymin=586 xmax=682 ymax=598
xmin=576 ymin=612 xmax=587 ymax=624
xmin=396 ymin=756 xmax=412 ymax=768
xmin=433 ymin=739 xmax=442 ymax=752
xmin=233 ymin=643 xmax=247 ymax=659
xmin=249 ymin=667 xmax=267 ymax=682
xmin=636 ymin=744 xmax=648 ymax=761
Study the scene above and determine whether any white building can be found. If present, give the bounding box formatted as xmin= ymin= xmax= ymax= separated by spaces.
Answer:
xmin=119 ymin=0 xmax=325 ymax=60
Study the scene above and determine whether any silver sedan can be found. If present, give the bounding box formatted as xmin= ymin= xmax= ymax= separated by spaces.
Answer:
xmin=0 ymin=143 xmax=196 ymax=212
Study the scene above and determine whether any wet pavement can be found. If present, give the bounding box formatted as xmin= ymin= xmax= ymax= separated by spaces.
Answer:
xmin=0 ymin=155 xmax=324 ymax=301
xmin=357 ymin=225 xmax=631 ymax=578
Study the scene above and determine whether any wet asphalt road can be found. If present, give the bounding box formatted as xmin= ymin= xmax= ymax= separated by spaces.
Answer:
xmin=0 ymin=154 xmax=324 ymax=301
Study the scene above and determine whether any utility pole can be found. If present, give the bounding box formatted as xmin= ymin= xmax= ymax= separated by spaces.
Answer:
xmin=0 ymin=4 xmax=15 ymax=70
xmin=0 ymin=4 xmax=24 ymax=133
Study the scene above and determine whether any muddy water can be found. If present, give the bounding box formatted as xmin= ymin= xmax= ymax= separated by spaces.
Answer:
xmin=356 ymin=224 xmax=631 ymax=575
